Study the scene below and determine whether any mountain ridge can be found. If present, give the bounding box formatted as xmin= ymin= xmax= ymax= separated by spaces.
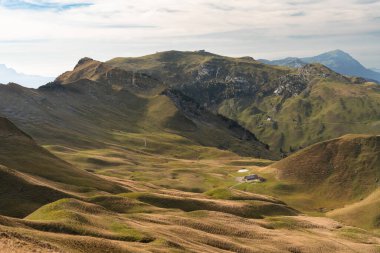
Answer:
xmin=107 ymin=50 xmax=380 ymax=153
xmin=259 ymin=49 xmax=380 ymax=83
xmin=0 ymin=57 xmax=278 ymax=160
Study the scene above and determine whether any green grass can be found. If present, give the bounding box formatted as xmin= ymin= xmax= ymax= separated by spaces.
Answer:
xmin=25 ymin=198 xmax=155 ymax=242
xmin=121 ymin=192 xmax=297 ymax=218
xmin=265 ymin=217 xmax=301 ymax=230
xmin=329 ymin=189 xmax=380 ymax=231
xmin=107 ymin=51 xmax=380 ymax=154
xmin=229 ymin=81 xmax=380 ymax=152
xmin=47 ymin=141 xmax=274 ymax=195
xmin=0 ymin=137 xmax=124 ymax=194
xmin=337 ymin=227 xmax=380 ymax=244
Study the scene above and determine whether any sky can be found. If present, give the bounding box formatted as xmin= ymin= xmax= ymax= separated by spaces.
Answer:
xmin=0 ymin=0 xmax=379 ymax=79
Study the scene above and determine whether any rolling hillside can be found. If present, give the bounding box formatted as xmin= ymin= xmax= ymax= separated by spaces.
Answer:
xmin=2 ymin=51 xmax=378 ymax=155
xmin=0 ymin=117 xmax=124 ymax=217
xmin=329 ymin=188 xmax=380 ymax=231
xmin=0 ymin=57 xmax=277 ymax=160
xmin=271 ymin=135 xmax=380 ymax=218
xmin=0 ymin=52 xmax=379 ymax=252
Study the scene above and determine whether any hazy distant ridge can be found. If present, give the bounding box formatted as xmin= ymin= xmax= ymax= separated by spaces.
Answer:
xmin=259 ymin=50 xmax=380 ymax=83
xmin=0 ymin=64 xmax=53 ymax=88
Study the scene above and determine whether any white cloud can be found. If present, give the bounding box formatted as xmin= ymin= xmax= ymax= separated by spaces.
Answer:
xmin=0 ymin=0 xmax=379 ymax=81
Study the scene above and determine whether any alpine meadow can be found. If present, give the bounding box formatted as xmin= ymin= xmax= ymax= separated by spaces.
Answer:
xmin=0 ymin=1 xmax=379 ymax=252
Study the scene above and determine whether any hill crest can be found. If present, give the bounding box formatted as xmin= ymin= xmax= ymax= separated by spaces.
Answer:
xmin=272 ymin=134 xmax=380 ymax=202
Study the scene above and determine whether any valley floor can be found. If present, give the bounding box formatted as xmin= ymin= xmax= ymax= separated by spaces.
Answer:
xmin=1 ymin=144 xmax=379 ymax=253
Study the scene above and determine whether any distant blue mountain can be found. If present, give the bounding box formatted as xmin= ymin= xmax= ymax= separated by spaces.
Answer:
xmin=259 ymin=50 xmax=380 ymax=83
xmin=0 ymin=64 xmax=53 ymax=88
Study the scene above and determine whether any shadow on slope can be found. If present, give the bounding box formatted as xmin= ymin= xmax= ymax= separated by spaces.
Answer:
xmin=0 ymin=117 xmax=126 ymax=217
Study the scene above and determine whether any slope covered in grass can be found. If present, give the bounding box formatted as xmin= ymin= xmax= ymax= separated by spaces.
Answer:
xmin=108 ymin=51 xmax=380 ymax=153
xmin=0 ymin=117 xmax=126 ymax=217
xmin=0 ymin=166 xmax=69 ymax=218
xmin=328 ymin=188 xmax=380 ymax=231
xmin=0 ymin=117 xmax=123 ymax=194
xmin=0 ymin=58 xmax=277 ymax=160
xmin=272 ymin=135 xmax=380 ymax=209
xmin=25 ymin=198 xmax=154 ymax=242
xmin=122 ymin=192 xmax=297 ymax=218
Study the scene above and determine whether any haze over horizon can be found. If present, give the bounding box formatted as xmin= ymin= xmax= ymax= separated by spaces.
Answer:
xmin=0 ymin=0 xmax=379 ymax=77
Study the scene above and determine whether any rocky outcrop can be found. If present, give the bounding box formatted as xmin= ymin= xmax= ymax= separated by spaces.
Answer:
xmin=274 ymin=74 xmax=308 ymax=98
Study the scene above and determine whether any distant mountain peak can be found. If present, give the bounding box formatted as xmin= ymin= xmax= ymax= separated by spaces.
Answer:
xmin=313 ymin=49 xmax=356 ymax=62
xmin=260 ymin=49 xmax=380 ymax=83
xmin=327 ymin=49 xmax=349 ymax=55
xmin=0 ymin=64 xmax=54 ymax=88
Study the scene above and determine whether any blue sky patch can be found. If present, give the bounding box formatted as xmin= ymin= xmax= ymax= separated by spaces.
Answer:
xmin=0 ymin=0 xmax=93 ymax=11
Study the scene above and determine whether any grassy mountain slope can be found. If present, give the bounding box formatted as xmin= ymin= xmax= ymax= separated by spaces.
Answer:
xmin=329 ymin=188 xmax=380 ymax=231
xmin=272 ymin=134 xmax=380 ymax=211
xmin=0 ymin=58 xmax=277 ymax=160
xmin=0 ymin=52 xmax=379 ymax=251
xmin=233 ymin=78 xmax=380 ymax=153
xmin=0 ymin=165 xmax=69 ymax=218
xmin=0 ymin=117 xmax=124 ymax=217
xmin=108 ymin=51 xmax=380 ymax=153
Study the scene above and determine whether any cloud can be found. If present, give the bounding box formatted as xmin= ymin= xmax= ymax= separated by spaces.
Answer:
xmin=356 ymin=0 xmax=380 ymax=4
xmin=157 ymin=8 xmax=184 ymax=13
xmin=0 ymin=39 xmax=49 ymax=43
xmin=0 ymin=0 xmax=379 ymax=79
xmin=97 ymin=24 xmax=157 ymax=29
xmin=290 ymin=11 xmax=306 ymax=16
xmin=287 ymin=0 xmax=321 ymax=6
xmin=206 ymin=3 xmax=236 ymax=11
